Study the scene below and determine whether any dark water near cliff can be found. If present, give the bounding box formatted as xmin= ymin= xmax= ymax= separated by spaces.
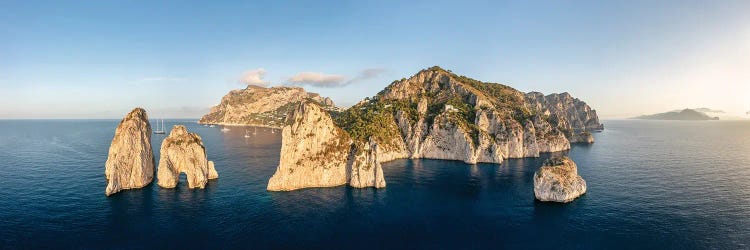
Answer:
xmin=1 ymin=120 xmax=749 ymax=249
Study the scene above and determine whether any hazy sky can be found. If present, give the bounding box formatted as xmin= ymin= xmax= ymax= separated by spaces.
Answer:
xmin=1 ymin=0 xmax=749 ymax=119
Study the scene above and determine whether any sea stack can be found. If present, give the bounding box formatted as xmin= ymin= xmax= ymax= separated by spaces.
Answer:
xmin=157 ymin=125 xmax=218 ymax=189
xmin=104 ymin=108 xmax=155 ymax=196
xmin=267 ymin=101 xmax=351 ymax=191
xmin=267 ymin=101 xmax=386 ymax=191
xmin=348 ymin=138 xmax=387 ymax=188
xmin=533 ymin=157 xmax=587 ymax=203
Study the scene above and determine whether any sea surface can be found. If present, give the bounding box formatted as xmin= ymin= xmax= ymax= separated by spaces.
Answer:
xmin=1 ymin=119 xmax=749 ymax=249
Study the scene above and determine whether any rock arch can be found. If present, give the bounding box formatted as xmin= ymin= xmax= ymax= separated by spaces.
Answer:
xmin=157 ymin=125 xmax=218 ymax=189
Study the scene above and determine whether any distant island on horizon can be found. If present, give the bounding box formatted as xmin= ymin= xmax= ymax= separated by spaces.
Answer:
xmin=633 ymin=108 xmax=720 ymax=120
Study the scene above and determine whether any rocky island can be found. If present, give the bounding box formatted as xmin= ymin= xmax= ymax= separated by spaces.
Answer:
xmin=266 ymin=102 xmax=386 ymax=191
xmin=533 ymin=157 xmax=587 ymax=202
xmin=634 ymin=108 xmax=720 ymax=120
xmin=199 ymin=85 xmax=338 ymax=128
xmin=268 ymin=66 xmax=602 ymax=191
xmin=157 ymin=125 xmax=219 ymax=189
xmin=104 ymin=108 xmax=155 ymax=196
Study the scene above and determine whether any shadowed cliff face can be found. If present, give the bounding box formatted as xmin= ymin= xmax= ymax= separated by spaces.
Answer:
xmin=104 ymin=108 xmax=155 ymax=196
xmin=199 ymin=85 xmax=337 ymax=128
xmin=268 ymin=67 xmax=602 ymax=191
xmin=524 ymin=92 xmax=603 ymax=132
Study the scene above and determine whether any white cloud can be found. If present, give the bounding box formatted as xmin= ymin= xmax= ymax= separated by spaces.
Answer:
xmin=286 ymin=68 xmax=386 ymax=88
xmin=345 ymin=68 xmax=386 ymax=85
xmin=287 ymin=72 xmax=346 ymax=87
xmin=240 ymin=68 xmax=269 ymax=87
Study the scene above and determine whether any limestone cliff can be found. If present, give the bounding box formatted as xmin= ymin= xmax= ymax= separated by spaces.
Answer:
xmin=335 ymin=66 xmax=573 ymax=165
xmin=525 ymin=92 xmax=602 ymax=131
xmin=348 ymin=138 xmax=387 ymax=188
xmin=267 ymin=101 xmax=386 ymax=191
xmin=525 ymin=92 xmax=602 ymax=143
xmin=533 ymin=157 xmax=587 ymax=202
xmin=268 ymin=66 xmax=602 ymax=191
xmin=104 ymin=108 xmax=155 ymax=196
xmin=157 ymin=125 xmax=218 ymax=189
xmin=199 ymin=85 xmax=337 ymax=128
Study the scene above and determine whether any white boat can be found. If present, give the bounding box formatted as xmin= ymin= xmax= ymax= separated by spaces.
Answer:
xmin=244 ymin=129 xmax=251 ymax=138
xmin=271 ymin=129 xmax=275 ymax=134
xmin=209 ymin=124 xmax=215 ymax=128
xmin=221 ymin=127 xmax=230 ymax=132
xmin=253 ymin=127 xmax=257 ymax=136
xmin=153 ymin=119 xmax=166 ymax=134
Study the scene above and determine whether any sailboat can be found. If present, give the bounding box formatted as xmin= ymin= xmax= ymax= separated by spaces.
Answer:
xmin=253 ymin=127 xmax=257 ymax=136
xmin=153 ymin=119 xmax=166 ymax=134
xmin=244 ymin=129 xmax=251 ymax=138
xmin=221 ymin=126 xmax=230 ymax=132
xmin=271 ymin=128 xmax=275 ymax=134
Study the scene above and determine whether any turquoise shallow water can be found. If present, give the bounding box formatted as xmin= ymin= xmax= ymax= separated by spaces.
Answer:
xmin=0 ymin=119 xmax=749 ymax=249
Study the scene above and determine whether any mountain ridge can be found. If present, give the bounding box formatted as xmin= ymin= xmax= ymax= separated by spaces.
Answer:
xmin=634 ymin=108 xmax=719 ymax=120
xmin=198 ymin=85 xmax=337 ymax=128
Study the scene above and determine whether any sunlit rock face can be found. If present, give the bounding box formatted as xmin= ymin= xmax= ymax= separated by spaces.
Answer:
xmin=355 ymin=67 xmax=573 ymax=164
xmin=569 ymin=131 xmax=595 ymax=144
xmin=267 ymin=102 xmax=351 ymax=191
xmin=525 ymin=91 xmax=603 ymax=142
xmin=266 ymin=101 xmax=386 ymax=191
xmin=156 ymin=125 xmax=218 ymax=189
xmin=104 ymin=108 xmax=155 ymax=196
xmin=348 ymin=138 xmax=387 ymax=189
xmin=199 ymin=85 xmax=337 ymax=128
xmin=533 ymin=157 xmax=587 ymax=203
xmin=267 ymin=67 xmax=602 ymax=191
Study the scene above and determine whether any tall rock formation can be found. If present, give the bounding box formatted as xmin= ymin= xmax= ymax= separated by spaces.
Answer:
xmin=533 ymin=157 xmax=587 ymax=203
xmin=348 ymin=139 xmax=387 ymax=188
xmin=268 ymin=67 xmax=602 ymax=191
xmin=267 ymin=101 xmax=386 ymax=191
xmin=104 ymin=108 xmax=155 ymax=196
xmin=199 ymin=85 xmax=338 ymax=128
xmin=157 ymin=125 xmax=218 ymax=189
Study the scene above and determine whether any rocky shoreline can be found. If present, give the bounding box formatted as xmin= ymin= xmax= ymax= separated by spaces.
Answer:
xmin=199 ymin=85 xmax=338 ymax=127
xmin=105 ymin=67 xmax=599 ymax=204
xmin=198 ymin=122 xmax=283 ymax=129
xmin=266 ymin=67 xmax=601 ymax=192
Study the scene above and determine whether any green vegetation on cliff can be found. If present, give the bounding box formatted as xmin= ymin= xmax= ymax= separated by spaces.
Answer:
xmin=333 ymin=66 xmax=536 ymax=148
xmin=332 ymin=66 xmax=533 ymax=148
xmin=333 ymin=100 xmax=411 ymax=149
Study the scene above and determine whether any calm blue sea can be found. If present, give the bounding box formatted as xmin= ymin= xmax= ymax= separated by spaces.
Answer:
xmin=0 ymin=119 xmax=749 ymax=249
